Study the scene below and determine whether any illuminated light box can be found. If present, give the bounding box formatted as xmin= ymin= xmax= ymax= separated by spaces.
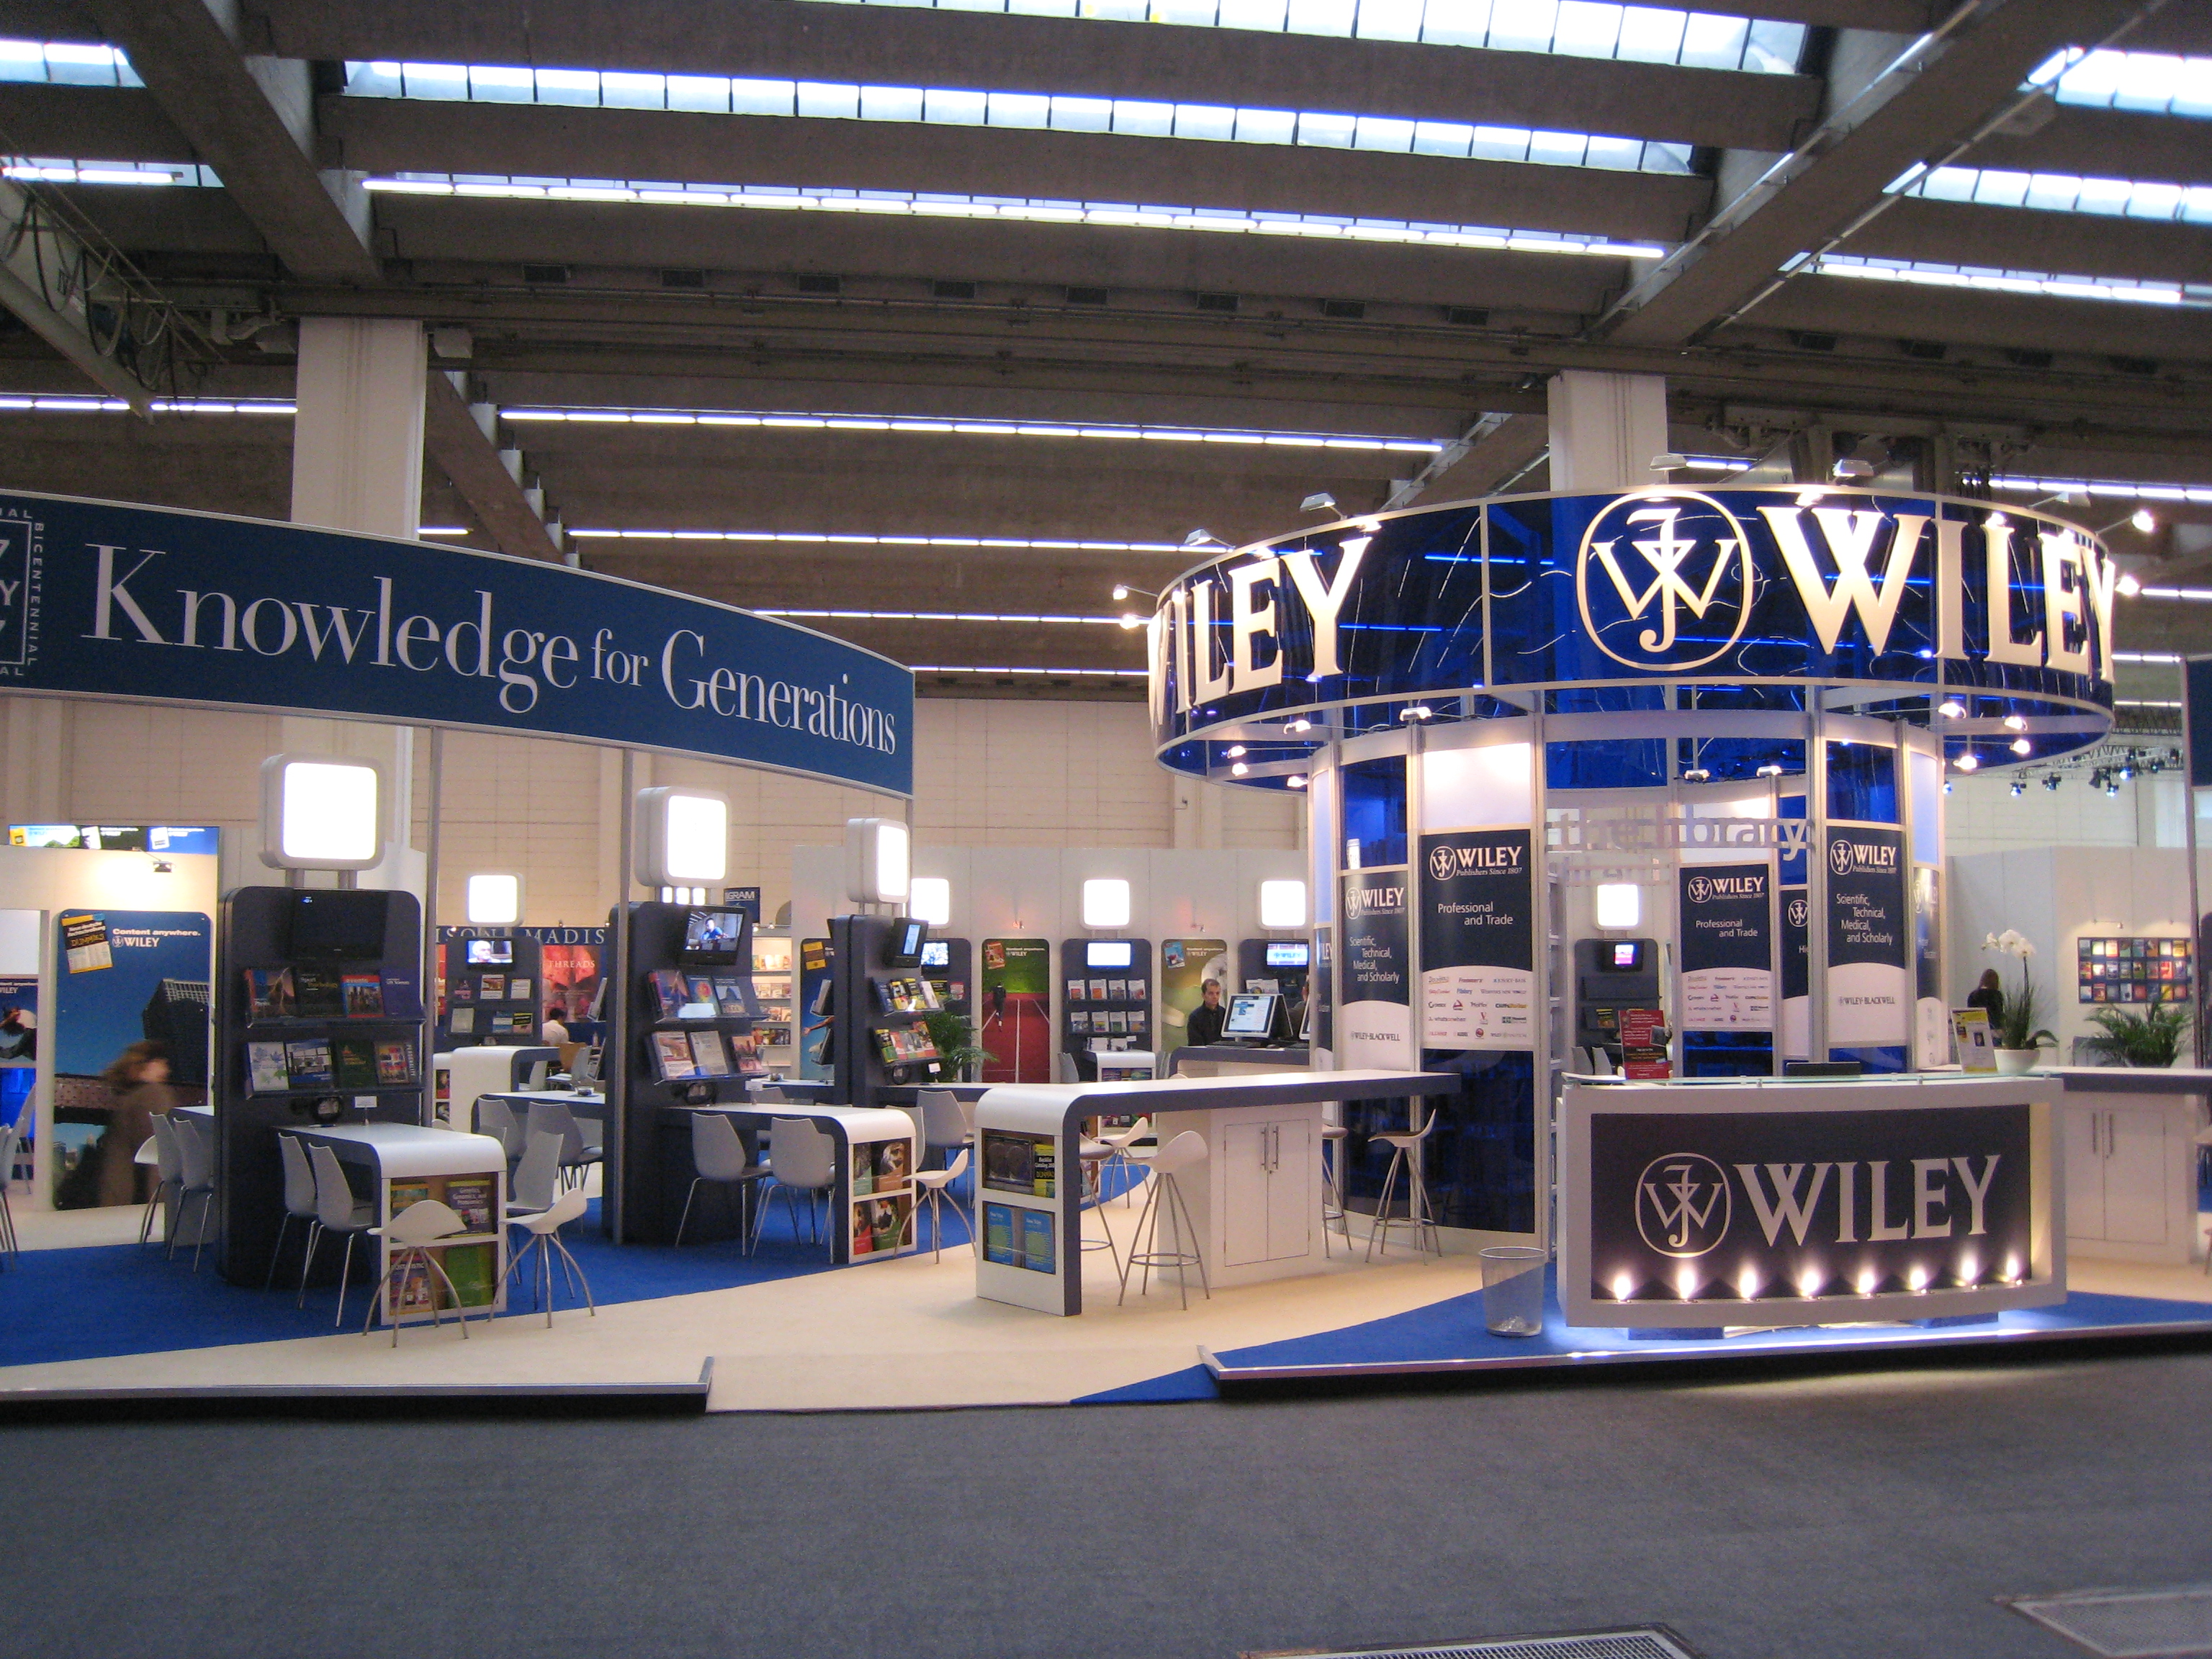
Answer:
xmin=1259 ymin=878 xmax=1308 ymax=930
xmin=1082 ymin=878 xmax=1131 ymax=930
xmin=845 ymin=816 xmax=909 ymax=904
xmin=258 ymin=753 xmax=385 ymax=870
xmin=1594 ymin=883 xmax=1640 ymax=930
xmin=634 ymin=787 xmax=729 ymax=887
xmin=466 ymin=872 xmax=523 ymax=926
xmin=908 ymin=875 xmax=951 ymax=926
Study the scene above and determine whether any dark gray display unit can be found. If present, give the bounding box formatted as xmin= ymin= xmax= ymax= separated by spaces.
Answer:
xmin=1058 ymin=937 xmax=1154 ymax=1081
xmin=212 ymin=886 xmax=427 ymax=1286
xmin=831 ymin=914 xmax=951 ymax=1100
xmin=608 ymin=900 xmax=763 ymax=1244
xmin=917 ymin=935 xmax=972 ymax=1022
xmin=1573 ymin=936 xmax=1662 ymax=1062
xmin=1236 ymin=938 xmax=1312 ymax=1038
xmin=436 ymin=928 xmax=543 ymax=1048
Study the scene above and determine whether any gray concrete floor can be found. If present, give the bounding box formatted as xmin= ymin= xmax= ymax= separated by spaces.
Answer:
xmin=12 ymin=1351 xmax=2212 ymax=1658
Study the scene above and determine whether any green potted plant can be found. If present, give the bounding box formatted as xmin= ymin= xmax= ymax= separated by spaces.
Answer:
xmin=2084 ymin=1002 xmax=2189 ymax=1068
xmin=1982 ymin=930 xmax=2056 ymax=1073
xmin=920 ymin=1007 xmax=992 ymax=1083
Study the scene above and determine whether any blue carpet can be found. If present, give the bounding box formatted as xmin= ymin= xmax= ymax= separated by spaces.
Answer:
xmin=1074 ymin=1365 xmax=1220 ymax=1404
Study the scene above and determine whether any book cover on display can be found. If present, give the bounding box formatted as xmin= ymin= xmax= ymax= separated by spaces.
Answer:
xmin=389 ymin=1179 xmax=432 ymax=1213
xmin=1088 ymin=979 xmax=1107 ymax=1001
xmin=479 ymin=974 xmax=506 ymax=1002
xmin=387 ymin=1256 xmax=436 ymax=1315
xmin=688 ymin=975 xmax=718 ymax=1009
xmin=443 ymin=1177 xmax=497 ymax=1232
xmin=292 ymin=968 xmax=344 ymax=1017
xmin=284 ymin=1038 xmax=333 ymax=1088
xmin=1069 ymin=1012 xmax=1089 ymax=1033
xmin=375 ymin=1040 xmax=416 ymax=1084
xmin=59 ymin=912 xmax=112 ymax=974
xmin=508 ymin=977 xmax=533 ymax=1004
xmin=850 ymin=1202 xmax=875 ymax=1254
xmin=441 ymin=1241 xmax=497 ymax=1306
xmin=1107 ymin=979 xmax=1128 ymax=1001
xmin=649 ymin=969 xmax=691 ymax=1021
xmin=984 ymin=1202 xmax=1016 ymax=1264
xmin=247 ymin=1040 xmax=290 ymax=1093
xmin=1128 ymin=977 xmax=1147 ymax=1001
xmin=714 ymin=979 xmax=749 ymax=1016
xmin=1020 ymin=1210 xmax=1055 ymax=1274
xmin=449 ymin=1006 xmax=475 ymax=1035
xmin=727 ymin=1031 xmax=765 ymax=1075
xmin=243 ymin=967 xmax=295 ymax=1020
xmin=650 ymin=1030 xmax=697 ymax=1080
xmin=688 ymin=1030 xmax=732 ymax=1076
xmin=873 ymin=1198 xmax=903 ymax=1254
xmin=341 ymin=973 xmax=384 ymax=1017
xmin=1066 ymin=978 xmax=1085 ymax=1002
xmin=874 ymin=1139 xmax=910 ymax=1187
xmin=331 ymin=1037 xmax=378 ymax=1089
xmin=1129 ymin=1011 xmax=1148 ymax=1034
xmin=449 ymin=975 xmax=473 ymax=1001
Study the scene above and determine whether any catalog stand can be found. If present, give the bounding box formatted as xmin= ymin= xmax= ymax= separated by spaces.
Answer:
xmin=608 ymin=899 xmax=764 ymax=1244
xmin=436 ymin=930 xmax=544 ymax=1048
xmin=1058 ymin=937 xmax=1154 ymax=1079
xmin=830 ymin=914 xmax=951 ymax=1100
xmin=749 ymin=926 xmax=797 ymax=1075
xmin=919 ymin=936 xmax=973 ymax=1025
xmin=212 ymin=886 xmax=428 ymax=1286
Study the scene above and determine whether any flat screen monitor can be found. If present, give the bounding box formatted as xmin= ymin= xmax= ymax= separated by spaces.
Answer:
xmin=464 ymin=938 xmax=513 ymax=966
xmin=885 ymin=918 xmax=927 ymax=966
xmin=1264 ymin=940 xmax=1310 ymax=968
xmin=682 ymin=909 xmax=747 ymax=964
xmin=1609 ymin=941 xmax=1644 ymax=971
xmin=920 ymin=939 xmax=950 ymax=969
xmin=1086 ymin=940 xmax=1134 ymax=969
xmin=285 ymin=890 xmax=390 ymax=961
xmin=1223 ymin=992 xmax=1279 ymax=1039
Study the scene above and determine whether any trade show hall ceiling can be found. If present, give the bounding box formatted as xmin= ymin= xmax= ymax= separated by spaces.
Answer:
xmin=0 ymin=0 xmax=2206 ymax=697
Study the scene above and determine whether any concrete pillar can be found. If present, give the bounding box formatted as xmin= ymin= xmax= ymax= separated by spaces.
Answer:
xmin=1547 ymin=371 xmax=1669 ymax=493
xmin=289 ymin=317 xmax=427 ymax=891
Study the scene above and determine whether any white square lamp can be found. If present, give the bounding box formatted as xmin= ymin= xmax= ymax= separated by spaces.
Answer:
xmin=634 ymin=788 xmax=729 ymax=889
xmin=1082 ymin=878 xmax=1131 ymax=930
xmin=908 ymin=876 xmax=951 ymax=926
xmin=258 ymin=753 xmax=385 ymax=870
xmin=1259 ymin=878 xmax=1308 ymax=930
xmin=845 ymin=817 xmax=910 ymax=904
xmin=466 ymin=872 xmax=523 ymax=926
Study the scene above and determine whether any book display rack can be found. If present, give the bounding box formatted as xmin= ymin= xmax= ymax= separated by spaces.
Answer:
xmin=436 ymin=930 xmax=543 ymax=1047
xmin=1059 ymin=937 xmax=1155 ymax=1064
xmin=749 ymin=926 xmax=796 ymax=1076
xmin=830 ymin=914 xmax=950 ymax=1095
xmin=212 ymin=887 xmax=429 ymax=1286
xmin=2077 ymin=935 xmax=2193 ymax=1004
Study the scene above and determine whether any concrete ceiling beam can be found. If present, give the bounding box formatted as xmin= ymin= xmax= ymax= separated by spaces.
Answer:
xmin=421 ymin=367 xmax=565 ymax=561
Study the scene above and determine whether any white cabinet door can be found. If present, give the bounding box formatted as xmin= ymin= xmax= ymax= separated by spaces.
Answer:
xmin=1221 ymin=1120 xmax=1272 ymax=1267
xmin=1265 ymin=1119 xmax=1314 ymax=1262
xmin=2103 ymin=1107 xmax=2170 ymax=1245
xmin=2064 ymin=1105 xmax=2106 ymax=1240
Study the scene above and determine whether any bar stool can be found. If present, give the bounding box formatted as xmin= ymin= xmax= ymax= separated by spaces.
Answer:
xmin=1076 ymin=1131 xmax=1123 ymax=1278
xmin=365 ymin=1197 xmax=475 ymax=1346
xmin=1367 ymin=1107 xmax=1442 ymax=1261
xmin=1320 ymin=1124 xmax=1352 ymax=1256
xmin=905 ymin=1148 xmax=972 ymax=1260
xmin=1119 ymin=1129 xmax=1210 ymax=1309
xmin=1097 ymin=1115 xmax=1151 ymax=1206
xmin=508 ymin=1185 xmax=596 ymax=1325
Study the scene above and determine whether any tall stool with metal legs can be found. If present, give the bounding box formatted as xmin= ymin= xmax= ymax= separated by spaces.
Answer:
xmin=1320 ymin=1124 xmax=1352 ymax=1256
xmin=1076 ymin=1131 xmax=1123 ymax=1280
xmin=1118 ymin=1129 xmax=1210 ymax=1309
xmin=1366 ymin=1108 xmax=1442 ymax=1261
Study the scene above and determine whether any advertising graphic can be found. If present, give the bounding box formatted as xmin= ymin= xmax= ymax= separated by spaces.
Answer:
xmin=1779 ymin=886 xmax=1809 ymax=1059
xmin=1678 ymin=862 xmax=1773 ymax=1032
xmin=1341 ymin=869 xmax=1410 ymax=1069
xmin=798 ymin=937 xmax=835 ymax=1078
xmin=1419 ymin=828 xmax=1534 ymax=1049
xmin=1159 ymin=938 xmax=1231 ymax=1049
xmin=1825 ymin=826 xmax=1910 ymax=1047
xmin=979 ymin=939 xmax=1051 ymax=1084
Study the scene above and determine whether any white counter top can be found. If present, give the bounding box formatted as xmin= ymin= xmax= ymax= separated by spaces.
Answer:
xmin=291 ymin=1122 xmax=506 ymax=1179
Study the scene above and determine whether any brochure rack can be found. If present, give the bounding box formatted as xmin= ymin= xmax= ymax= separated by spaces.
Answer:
xmin=211 ymin=886 xmax=428 ymax=1286
xmin=831 ymin=914 xmax=951 ymax=1099
xmin=435 ymin=929 xmax=544 ymax=1047
xmin=749 ymin=926 xmax=797 ymax=1075
xmin=1058 ymin=937 xmax=1155 ymax=1073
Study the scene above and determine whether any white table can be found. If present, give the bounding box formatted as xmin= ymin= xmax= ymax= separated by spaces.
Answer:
xmin=685 ymin=1101 xmax=917 ymax=1262
xmin=291 ymin=1122 xmax=510 ymax=1326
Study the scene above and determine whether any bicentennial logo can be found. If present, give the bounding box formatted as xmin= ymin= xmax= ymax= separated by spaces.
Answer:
xmin=1576 ymin=491 xmax=1755 ymax=673
xmin=1687 ymin=874 xmax=1712 ymax=906
xmin=1635 ymin=1152 xmax=1732 ymax=1257
xmin=1787 ymin=896 xmax=1810 ymax=930
xmin=1830 ymin=838 xmax=1855 ymax=878
xmin=1428 ymin=843 xmax=1459 ymax=883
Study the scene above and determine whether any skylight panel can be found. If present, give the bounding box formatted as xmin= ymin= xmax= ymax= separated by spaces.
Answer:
xmin=1897 ymin=165 xmax=2212 ymax=225
xmin=2028 ymin=48 xmax=2212 ymax=118
xmin=1807 ymin=251 xmax=2204 ymax=309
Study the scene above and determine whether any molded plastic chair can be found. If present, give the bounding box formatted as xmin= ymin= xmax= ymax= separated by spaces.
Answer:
xmin=919 ymin=1090 xmax=972 ymax=1164
xmin=1367 ymin=1109 xmax=1442 ymax=1262
xmin=137 ymin=1114 xmax=183 ymax=1249
xmin=474 ymin=1097 xmax=525 ymax=1166
xmin=264 ymin=1133 xmax=318 ymax=1290
xmin=1119 ymin=1129 xmax=1210 ymax=1308
xmin=0 ymin=1120 xmax=19 ymax=1262
xmin=506 ymin=1128 xmax=562 ymax=1219
xmin=508 ymin=1184 xmax=595 ymax=1325
xmin=1097 ymin=1115 xmax=1152 ymax=1206
xmin=301 ymin=1142 xmax=377 ymax=1324
xmin=755 ymin=1118 xmax=836 ymax=1256
xmin=527 ymin=1099 xmax=602 ymax=1190
xmin=905 ymin=1147 xmax=972 ymax=1261
xmin=366 ymin=1197 xmax=475 ymax=1345
xmin=677 ymin=1112 xmax=770 ymax=1250
xmin=168 ymin=1115 xmax=219 ymax=1272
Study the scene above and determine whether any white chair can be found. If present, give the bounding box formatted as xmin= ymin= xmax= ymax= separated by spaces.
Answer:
xmin=365 ymin=1197 xmax=476 ymax=1345
xmin=1569 ymin=1046 xmax=1593 ymax=1075
xmin=906 ymin=1147 xmax=972 ymax=1261
xmin=755 ymin=1118 xmax=836 ymax=1256
xmin=264 ymin=1133 xmax=318 ymax=1290
xmin=508 ymin=1184 xmax=595 ymax=1326
xmin=1097 ymin=1115 xmax=1152 ymax=1206
xmin=1367 ymin=1109 xmax=1442 ymax=1261
xmin=526 ymin=1098 xmax=602 ymax=1190
xmin=917 ymin=1090 xmax=971 ymax=1161
xmin=506 ymin=1128 xmax=562 ymax=1219
xmin=474 ymin=1097 xmax=525 ymax=1167
xmin=138 ymin=1114 xmax=183 ymax=1249
xmin=301 ymin=1142 xmax=377 ymax=1325
xmin=168 ymin=1115 xmax=219 ymax=1272
xmin=1119 ymin=1129 xmax=1210 ymax=1308
xmin=0 ymin=1120 xmax=19 ymax=1261
xmin=1320 ymin=1123 xmax=1351 ymax=1256
xmin=677 ymin=1112 xmax=770 ymax=1251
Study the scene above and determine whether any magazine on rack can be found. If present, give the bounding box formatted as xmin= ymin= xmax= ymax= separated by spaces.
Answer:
xmin=248 ymin=1040 xmax=291 ymax=1094
xmin=649 ymin=969 xmax=691 ymax=1022
xmin=688 ymin=1030 xmax=732 ymax=1077
xmin=449 ymin=1006 xmax=475 ymax=1035
xmin=374 ymin=1040 xmax=417 ymax=1084
xmin=649 ymin=1030 xmax=698 ymax=1081
xmin=341 ymin=973 xmax=385 ymax=1017
xmin=284 ymin=1038 xmax=334 ymax=1089
xmin=243 ymin=967 xmax=295 ymax=1020
xmin=292 ymin=968 xmax=344 ymax=1017
xmin=331 ymin=1037 xmax=379 ymax=1089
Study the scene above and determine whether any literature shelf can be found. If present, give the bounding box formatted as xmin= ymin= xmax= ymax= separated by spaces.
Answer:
xmin=847 ymin=1136 xmax=917 ymax=1259
xmin=750 ymin=927 xmax=796 ymax=1076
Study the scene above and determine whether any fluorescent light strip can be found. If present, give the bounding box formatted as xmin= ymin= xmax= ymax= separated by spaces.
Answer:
xmin=0 ymin=396 xmax=296 ymax=414
xmin=760 ymin=608 xmax=1124 ymax=624
xmin=569 ymin=529 xmax=1186 ymax=550
xmin=364 ymin=173 xmax=1663 ymax=258
xmin=418 ymin=526 xmax=472 ymax=536
xmin=1992 ymin=476 xmax=2212 ymax=504
xmin=803 ymin=0 xmax=1804 ymax=74
xmin=2135 ymin=589 xmax=2212 ymax=603
xmin=505 ymin=405 xmax=1442 ymax=452
xmin=909 ymin=663 xmax=1148 ymax=675
xmin=2028 ymin=48 xmax=2212 ymax=120
xmin=2114 ymin=651 xmax=2182 ymax=663
xmin=1 ymin=156 xmax=220 ymax=187
xmin=1900 ymin=164 xmax=2212 ymax=225
xmin=0 ymin=39 xmax=138 ymax=88
xmin=1803 ymin=252 xmax=2203 ymax=309
xmin=343 ymin=61 xmax=1694 ymax=175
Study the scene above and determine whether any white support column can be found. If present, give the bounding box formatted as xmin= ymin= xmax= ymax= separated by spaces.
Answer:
xmin=1547 ymin=371 xmax=1669 ymax=494
xmin=289 ymin=316 xmax=428 ymax=893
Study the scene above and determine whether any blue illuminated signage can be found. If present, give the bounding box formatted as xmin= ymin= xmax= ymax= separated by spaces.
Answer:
xmin=0 ymin=493 xmax=912 ymax=795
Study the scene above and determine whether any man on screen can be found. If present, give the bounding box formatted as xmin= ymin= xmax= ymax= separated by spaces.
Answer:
xmin=1185 ymin=979 xmax=1227 ymax=1047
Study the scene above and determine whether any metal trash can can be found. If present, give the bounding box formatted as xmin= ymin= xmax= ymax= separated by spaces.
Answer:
xmin=1479 ymin=1244 xmax=1547 ymax=1337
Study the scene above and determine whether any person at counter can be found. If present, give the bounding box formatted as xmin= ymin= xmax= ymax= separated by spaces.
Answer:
xmin=1185 ymin=979 xmax=1228 ymax=1048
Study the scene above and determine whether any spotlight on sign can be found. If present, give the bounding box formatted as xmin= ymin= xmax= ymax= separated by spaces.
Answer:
xmin=1856 ymin=1268 xmax=1877 ymax=1295
xmin=2002 ymin=714 xmax=2026 ymax=731
xmin=1675 ymin=1265 xmax=1698 ymax=1300
xmin=2131 ymin=508 xmax=2156 ymax=534
xmin=2012 ymin=739 xmax=2031 ymax=757
xmin=1907 ymin=1265 xmax=1930 ymax=1292
xmin=1594 ymin=884 xmax=1640 ymax=930
xmin=1231 ymin=762 xmax=1250 ymax=776
xmin=1287 ymin=775 xmax=1308 ymax=789
xmin=466 ymin=872 xmax=523 ymax=926
xmin=1938 ymin=699 xmax=1965 ymax=719
xmin=1954 ymin=752 xmax=1980 ymax=773
xmin=1611 ymin=1272 xmax=1634 ymax=1301
xmin=259 ymin=753 xmax=385 ymax=870
xmin=635 ymin=788 xmax=729 ymax=889
xmin=1798 ymin=1269 xmax=1822 ymax=1297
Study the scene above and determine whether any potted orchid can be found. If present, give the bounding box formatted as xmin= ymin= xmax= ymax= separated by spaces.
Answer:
xmin=1982 ymin=930 xmax=2056 ymax=1073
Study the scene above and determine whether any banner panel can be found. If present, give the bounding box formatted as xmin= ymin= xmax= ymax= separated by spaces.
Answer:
xmin=1678 ymin=861 xmax=1773 ymax=1032
xmin=1826 ymin=825 xmax=1910 ymax=1046
xmin=1418 ymin=828 xmax=1535 ymax=1049
xmin=1341 ymin=868 xmax=1411 ymax=1070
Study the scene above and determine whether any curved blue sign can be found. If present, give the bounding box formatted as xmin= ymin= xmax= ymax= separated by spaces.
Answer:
xmin=0 ymin=493 xmax=912 ymax=795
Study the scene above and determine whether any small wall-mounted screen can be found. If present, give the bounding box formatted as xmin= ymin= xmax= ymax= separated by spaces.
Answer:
xmin=1609 ymin=941 xmax=1643 ymax=970
xmin=1223 ymin=992 xmax=1279 ymax=1038
xmin=683 ymin=909 xmax=747 ymax=962
xmin=464 ymin=938 xmax=513 ymax=966
xmin=886 ymin=919 xmax=927 ymax=966
xmin=920 ymin=940 xmax=950 ymax=968
xmin=287 ymin=890 xmax=389 ymax=960
xmin=1087 ymin=940 xmax=1134 ymax=969
xmin=1264 ymin=940 xmax=1310 ymax=968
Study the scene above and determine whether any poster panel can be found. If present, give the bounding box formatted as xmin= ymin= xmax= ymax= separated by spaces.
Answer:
xmin=1418 ymin=829 xmax=1534 ymax=1049
xmin=1779 ymin=887 xmax=1809 ymax=1058
xmin=1159 ymin=937 xmax=1231 ymax=1049
xmin=1912 ymin=866 xmax=1947 ymax=1067
xmin=1825 ymin=825 xmax=1910 ymax=1047
xmin=0 ymin=971 xmax=34 ymax=1150
xmin=1341 ymin=869 xmax=1411 ymax=1069
xmin=1678 ymin=861 xmax=1773 ymax=1032
xmin=979 ymin=938 xmax=1052 ymax=1084
xmin=50 ymin=908 xmax=211 ymax=1208
xmin=798 ymin=937 xmax=834 ymax=1078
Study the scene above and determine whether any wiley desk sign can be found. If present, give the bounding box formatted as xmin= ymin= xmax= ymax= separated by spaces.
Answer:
xmin=1151 ymin=488 xmax=2116 ymax=755
xmin=1559 ymin=1078 xmax=2059 ymax=1328
xmin=0 ymin=493 xmax=914 ymax=796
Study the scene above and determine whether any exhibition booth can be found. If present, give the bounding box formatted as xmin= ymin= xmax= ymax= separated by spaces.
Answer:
xmin=6 ymin=481 xmax=2212 ymax=1411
